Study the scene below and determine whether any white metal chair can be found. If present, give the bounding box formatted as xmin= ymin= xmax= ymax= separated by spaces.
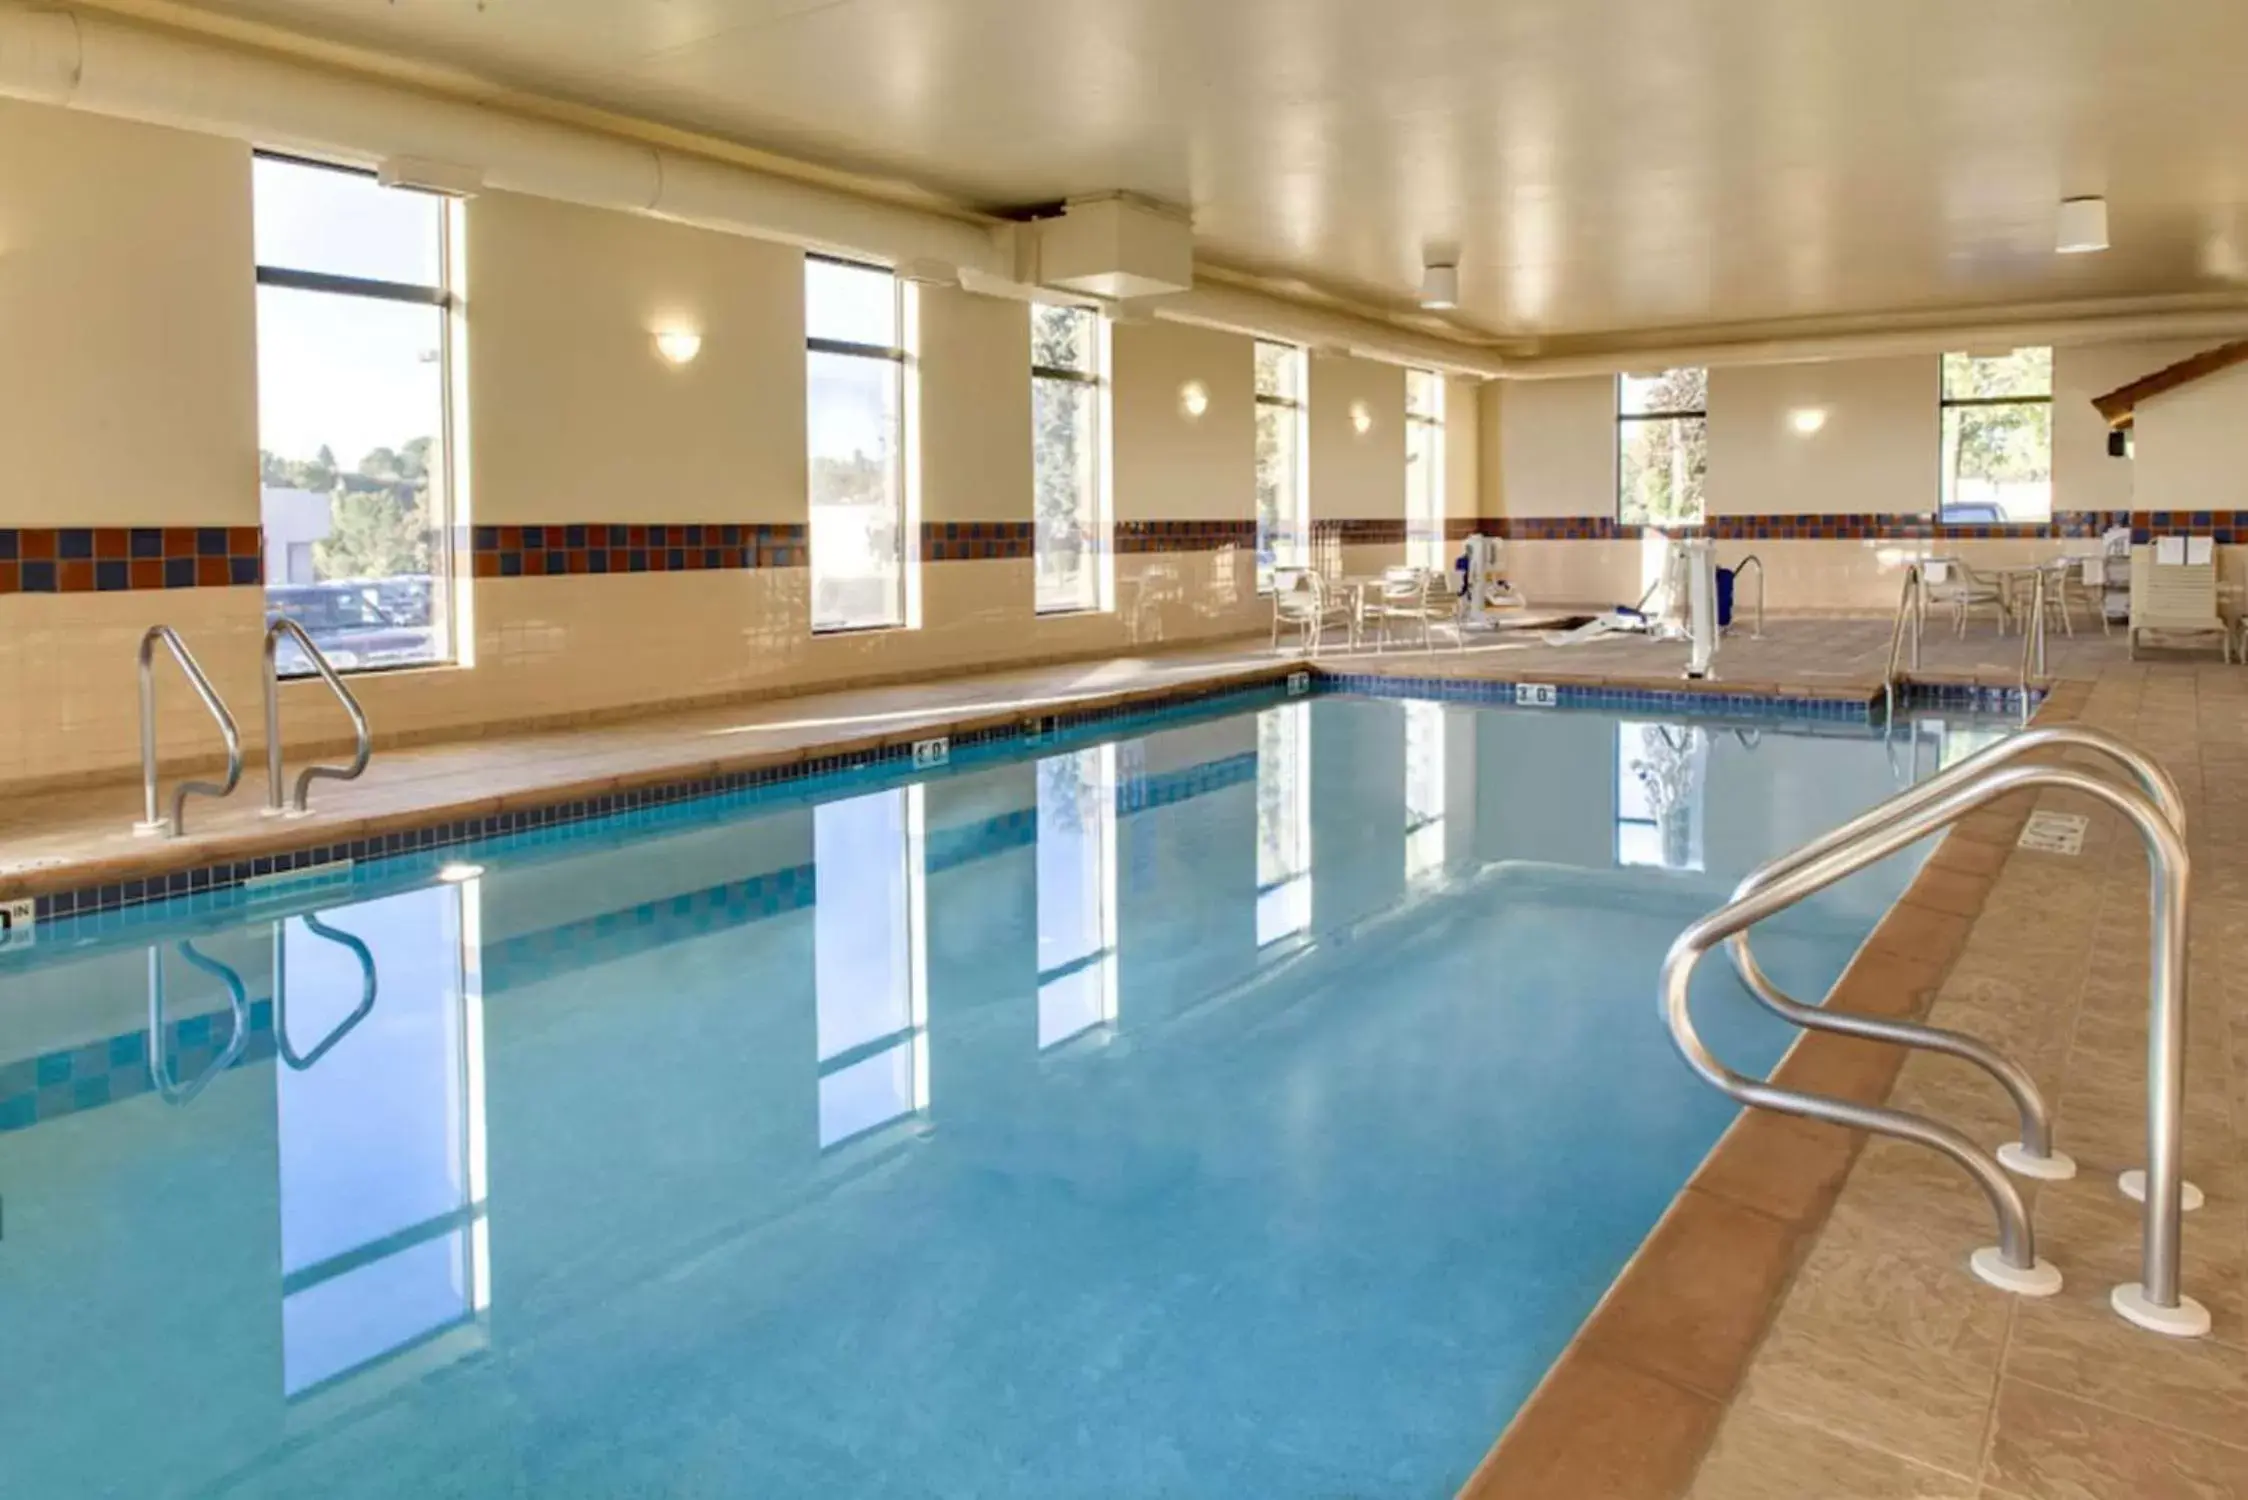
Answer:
xmin=1924 ymin=557 xmax=2012 ymax=636
xmin=1270 ymin=568 xmax=1355 ymax=656
xmin=2129 ymin=544 xmax=2233 ymax=662
xmin=1365 ymin=566 xmax=1457 ymax=653
xmin=2029 ymin=557 xmax=2079 ymax=639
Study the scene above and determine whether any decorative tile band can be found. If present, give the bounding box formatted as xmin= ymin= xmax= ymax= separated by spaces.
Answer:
xmin=1478 ymin=510 xmax=2245 ymax=544
xmin=17 ymin=675 xmax=1293 ymax=927
xmin=1313 ymin=518 xmax=1408 ymax=546
xmin=920 ymin=521 xmax=1035 ymax=562
xmin=1117 ymin=519 xmax=1258 ymax=554
xmin=0 ymin=527 xmax=263 ymax=594
xmin=469 ymin=523 xmax=806 ymax=577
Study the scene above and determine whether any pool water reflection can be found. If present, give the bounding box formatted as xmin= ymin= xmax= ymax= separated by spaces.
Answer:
xmin=0 ymin=699 xmax=2000 ymax=1498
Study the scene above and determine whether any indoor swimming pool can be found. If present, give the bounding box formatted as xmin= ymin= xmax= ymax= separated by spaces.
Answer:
xmin=0 ymin=693 xmax=2005 ymax=1498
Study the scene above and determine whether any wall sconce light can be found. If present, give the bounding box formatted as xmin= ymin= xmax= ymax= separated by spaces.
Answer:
xmin=1180 ymin=380 xmax=1210 ymax=418
xmin=654 ymin=330 xmax=703 ymax=366
xmin=1789 ymin=406 xmax=1828 ymax=435
xmin=1350 ymin=400 xmax=1374 ymax=435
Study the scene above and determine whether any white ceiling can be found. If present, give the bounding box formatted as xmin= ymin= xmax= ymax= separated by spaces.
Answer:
xmin=143 ymin=0 xmax=2248 ymax=341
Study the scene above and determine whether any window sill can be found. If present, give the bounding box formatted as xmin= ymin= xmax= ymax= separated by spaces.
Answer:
xmin=810 ymin=622 xmax=915 ymax=638
xmin=275 ymin=657 xmax=462 ymax=684
xmin=1034 ymin=605 xmax=1112 ymax=619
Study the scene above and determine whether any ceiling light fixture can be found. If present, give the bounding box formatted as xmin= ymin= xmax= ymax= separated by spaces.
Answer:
xmin=654 ymin=329 xmax=703 ymax=365
xmin=2056 ymin=197 xmax=2110 ymax=255
xmin=1419 ymin=259 xmax=1460 ymax=311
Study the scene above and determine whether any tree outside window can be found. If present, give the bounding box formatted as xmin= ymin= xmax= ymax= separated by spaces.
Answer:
xmin=1940 ymin=348 xmax=2052 ymax=523
xmin=1031 ymin=304 xmax=1107 ymax=614
xmin=1617 ymin=368 xmax=1708 ymax=528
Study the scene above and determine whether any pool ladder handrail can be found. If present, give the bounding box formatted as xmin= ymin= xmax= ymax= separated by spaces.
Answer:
xmin=272 ymin=913 xmax=379 ymax=1070
xmin=263 ymin=619 xmax=373 ymax=817
xmin=2018 ymin=569 xmax=2050 ymax=724
xmin=1666 ymin=745 xmax=2207 ymax=1335
xmin=148 ymin=940 xmax=251 ymax=1104
xmin=1727 ymin=723 xmax=2183 ymax=1177
xmin=135 ymin=625 xmax=243 ymax=838
xmin=1730 ymin=553 xmax=1765 ymax=639
xmin=1881 ymin=564 xmax=1928 ymax=721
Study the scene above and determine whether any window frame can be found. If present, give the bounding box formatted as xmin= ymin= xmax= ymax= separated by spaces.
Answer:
xmin=1937 ymin=348 xmax=2054 ymax=525
xmin=1029 ymin=301 xmax=1111 ymax=616
xmin=1405 ymin=370 xmax=1446 ymax=571
xmin=253 ymin=151 xmax=460 ymax=679
xmin=805 ymin=252 xmax=914 ymax=635
xmin=1254 ymin=340 xmax=1310 ymax=593
xmin=1614 ymin=368 xmax=1709 ymax=528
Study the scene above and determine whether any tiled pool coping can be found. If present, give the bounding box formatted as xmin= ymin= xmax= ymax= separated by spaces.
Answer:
xmin=1 ymin=661 xmax=2037 ymax=928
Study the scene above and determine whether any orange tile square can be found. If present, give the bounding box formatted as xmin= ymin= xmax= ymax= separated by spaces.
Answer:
xmin=18 ymin=530 xmax=55 ymax=561
xmin=93 ymin=528 xmax=130 ymax=560
xmin=56 ymin=559 xmax=94 ymax=592
xmin=128 ymin=559 xmax=163 ymax=590
xmin=195 ymin=556 xmax=228 ymax=587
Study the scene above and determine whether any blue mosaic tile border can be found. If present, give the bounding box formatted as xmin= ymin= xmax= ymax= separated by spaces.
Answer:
xmin=24 ymin=675 xmax=1294 ymax=927
xmin=0 ymin=997 xmax=275 ymax=1134
xmin=5 ymin=748 xmax=1274 ymax=1131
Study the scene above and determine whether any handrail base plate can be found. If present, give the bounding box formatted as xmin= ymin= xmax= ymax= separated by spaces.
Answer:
xmin=1997 ymin=1142 xmax=2078 ymax=1181
xmin=2113 ymin=1283 xmax=2212 ymax=1338
xmin=1971 ymin=1247 xmax=2062 ymax=1297
xmin=2119 ymin=1169 xmax=2206 ymax=1212
xmin=132 ymin=819 xmax=171 ymax=839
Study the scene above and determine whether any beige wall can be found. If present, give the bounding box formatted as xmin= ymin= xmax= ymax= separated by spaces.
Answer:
xmin=1307 ymin=353 xmax=1405 ymax=521
xmin=467 ymin=191 xmax=807 ymax=526
xmin=0 ymin=102 xmax=257 ymax=528
xmin=1706 ymin=356 xmax=1934 ymax=517
xmin=2123 ymin=357 xmax=2248 ymax=512
xmin=1111 ymin=320 xmax=1252 ymax=523
xmin=1497 ymin=376 xmax=1614 ymax=517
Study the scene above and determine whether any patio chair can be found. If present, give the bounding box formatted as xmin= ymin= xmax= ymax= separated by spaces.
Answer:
xmin=1366 ymin=566 xmax=1454 ymax=653
xmin=1271 ymin=569 xmax=1355 ymax=656
xmin=2129 ymin=544 xmax=2233 ymax=662
xmin=1923 ymin=557 xmax=2011 ymax=636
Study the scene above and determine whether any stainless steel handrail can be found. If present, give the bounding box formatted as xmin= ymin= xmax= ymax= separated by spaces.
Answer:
xmin=1666 ymin=758 xmax=2201 ymax=1330
xmin=263 ymin=619 xmax=372 ymax=817
xmin=148 ymin=940 xmax=251 ymax=1105
xmin=1881 ymin=565 xmax=1927 ymax=720
xmin=1731 ymin=554 xmax=1765 ymax=639
xmin=136 ymin=626 xmax=243 ymax=838
xmin=273 ymin=912 xmax=379 ymax=1070
xmin=2019 ymin=569 xmax=2050 ymax=723
xmin=1726 ymin=724 xmax=2186 ymax=1182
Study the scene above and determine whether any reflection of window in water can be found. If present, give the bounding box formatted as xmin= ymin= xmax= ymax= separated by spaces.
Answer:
xmin=1404 ymin=701 xmax=1447 ymax=880
xmin=1928 ymin=718 xmax=2010 ymax=771
xmin=275 ymin=879 xmax=487 ymax=1400
xmin=1257 ymin=704 xmax=1312 ymax=946
xmin=814 ymin=787 xmax=928 ymax=1147
xmin=1615 ymin=722 xmax=1708 ymax=872
xmin=1036 ymin=745 xmax=1119 ymax=1048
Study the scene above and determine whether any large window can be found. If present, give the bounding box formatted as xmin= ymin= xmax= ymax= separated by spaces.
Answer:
xmin=254 ymin=155 xmax=456 ymax=675
xmin=1617 ymin=368 xmax=1708 ymax=527
xmin=1940 ymin=348 xmax=2053 ymax=524
xmin=1031 ymin=303 xmax=1108 ymax=614
xmin=1406 ymin=370 xmax=1447 ymax=571
xmin=1255 ymin=341 xmax=1309 ymax=592
xmin=807 ymin=256 xmax=911 ymax=632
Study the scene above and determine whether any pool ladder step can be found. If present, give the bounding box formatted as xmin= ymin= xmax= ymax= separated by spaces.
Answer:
xmin=1663 ymin=723 xmax=2210 ymax=1338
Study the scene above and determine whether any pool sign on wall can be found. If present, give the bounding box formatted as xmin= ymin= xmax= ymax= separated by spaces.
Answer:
xmin=1515 ymin=682 xmax=1559 ymax=708
xmin=0 ymin=899 xmax=34 ymax=951
xmin=912 ymin=736 xmax=951 ymax=770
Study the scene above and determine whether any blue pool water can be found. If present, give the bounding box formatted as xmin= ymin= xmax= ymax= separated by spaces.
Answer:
xmin=0 ymin=695 xmax=2002 ymax=1498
